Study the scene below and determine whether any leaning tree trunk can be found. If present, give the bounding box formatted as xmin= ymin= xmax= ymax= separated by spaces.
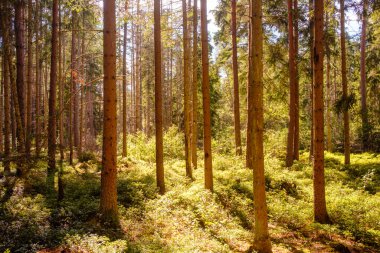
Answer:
xmin=313 ymin=0 xmax=330 ymax=224
xmin=200 ymin=0 xmax=213 ymax=191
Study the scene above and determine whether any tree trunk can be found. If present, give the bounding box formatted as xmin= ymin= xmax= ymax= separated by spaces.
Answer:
xmin=100 ymin=0 xmax=118 ymax=225
xmin=15 ymin=0 xmax=26 ymax=155
xmin=47 ymin=0 xmax=58 ymax=183
xmin=246 ymin=9 xmax=253 ymax=169
xmin=293 ymin=0 xmax=299 ymax=160
xmin=154 ymin=0 xmax=165 ymax=195
xmin=326 ymin=5 xmax=332 ymax=152
xmin=339 ymin=0 xmax=350 ymax=165
xmin=59 ymin=1 xmax=64 ymax=160
xmin=122 ymin=0 xmax=128 ymax=157
xmin=183 ymin=0 xmax=192 ymax=179
xmin=360 ymin=0 xmax=369 ymax=151
xmin=286 ymin=0 xmax=296 ymax=167
xmin=250 ymin=0 xmax=273 ymax=252
xmin=26 ymin=0 xmax=33 ymax=157
xmin=231 ymin=0 xmax=242 ymax=156
xmin=200 ymin=0 xmax=213 ymax=191
xmin=1 ymin=7 xmax=11 ymax=173
xmin=191 ymin=0 xmax=198 ymax=169
xmin=313 ymin=0 xmax=330 ymax=224
xmin=309 ymin=0 xmax=314 ymax=161
xmin=135 ymin=0 xmax=141 ymax=132
xmin=35 ymin=0 xmax=41 ymax=157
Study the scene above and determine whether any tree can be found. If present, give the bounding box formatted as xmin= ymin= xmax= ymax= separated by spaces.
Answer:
xmin=293 ymin=0 xmax=299 ymax=161
xmin=339 ymin=0 xmax=350 ymax=165
xmin=191 ymin=0 xmax=198 ymax=170
xmin=154 ymin=0 xmax=165 ymax=195
xmin=313 ymin=0 xmax=330 ymax=224
xmin=1 ymin=3 xmax=11 ymax=174
xmin=286 ymin=0 xmax=296 ymax=167
xmin=309 ymin=0 xmax=314 ymax=161
xmin=183 ymin=0 xmax=192 ymax=178
xmin=122 ymin=0 xmax=128 ymax=158
xmin=26 ymin=0 xmax=33 ymax=157
xmin=100 ymin=0 xmax=118 ymax=225
xmin=200 ymin=0 xmax=213 ymax=191
xmin=249 ymin=0 xmax=272 ymax=252
xmin=360 ymin=0 xmax=369 ymax=151
xmin=47 ymin=0 xmax=59 ymax=175
xmin=231 ymin=0 xmax=242 ymax=156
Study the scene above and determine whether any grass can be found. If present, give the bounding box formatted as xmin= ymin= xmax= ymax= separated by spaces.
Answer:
xmin=0 ymin=128 xmax=379 ymax=252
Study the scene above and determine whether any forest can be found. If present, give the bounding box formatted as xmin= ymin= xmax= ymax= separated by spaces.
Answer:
xmin=0 ymin=0 xmax=380 ymax=252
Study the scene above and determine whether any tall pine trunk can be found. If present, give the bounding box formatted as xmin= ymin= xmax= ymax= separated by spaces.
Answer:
xmin=100 ymin=0 xmax=118 ymax=225
xmin=191 ymin=0 xmax=198 ymax=169
xmin=231 ymin=0 xmax=242 ymax=156
xmin=360 ymin=0 xmax=369 ymax=151
xmin=250 ymin=0 xmax=273 ymax=252
xmin=286 ymin=0 xmax=296 ymax=167
xmin=339 ymin=0 xmax=350 ymax=165
xmin=122 ymin=0 xmax=128 ymax=157
xmin=200 ymin=0 xmax=213 ymax=191
xmin=313 ymin=0 xmax=330 ymax=224
xmin=183 ymin=0 xmax=192 ymax=178
xmin=154 ymin=0 xmax=165 ymax=195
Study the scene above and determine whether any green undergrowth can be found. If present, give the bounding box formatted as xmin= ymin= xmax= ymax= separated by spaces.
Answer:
xmin=0 ymin=128 xmax=379 ymax=252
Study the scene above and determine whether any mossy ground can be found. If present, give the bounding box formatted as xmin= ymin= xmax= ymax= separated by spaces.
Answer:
xmin=1 ymin=128 xmax=379 ymax=252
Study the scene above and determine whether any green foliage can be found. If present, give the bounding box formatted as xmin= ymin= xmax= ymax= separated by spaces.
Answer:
xmin=78 ymin=151 xmax=97 ymax=163
xmin=334 ymin=93 xmax=357 ymax=115
xmin=63 ymin=234 xmax=128 ymax=253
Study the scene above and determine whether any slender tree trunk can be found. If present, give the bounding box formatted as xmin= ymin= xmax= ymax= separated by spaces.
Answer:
xmin=100 ymin=0 xmax=119 ymax=225
xmin=69 ymin=11 xmax=77 ymax=165
xmin=191 ymin=0 xmax=198 ymax=169
xmin=286 ymin=0 xmax=296 ymax=167
xmin=339 ymin=0 xmax=350 ymax=165
xmin=231 ymin=0 xmax=242 ymax=156
xmin=250 ymin=0 xmax=272 ymax=251
xmin=47 ymin=0 xmax=58 ymax=184
xmin=122 ymin=0 xmax=128 ymax=157
xmin=135 ymin=0 xmax=141 ymax=132
xmin=309 ymin=0 xmax=314 ymax=161
xmin=200 ymin=0 xmax=213 ymax=191
xmin=154 ymin=0 xmax=165 ymax=195
xmin=26 ymin=0 xmax=32 ymax=157
xmin=59 ymin=1 xmax=64 ymax=160
xmin=15 ymin=0 xmax=26 ymax=156
xmin=293 ymin=0 xmax=299 ymax=160
xmin=246 ymin=9 xmax=253 ymax=169
xmin=35 ymin=0 xmax=41 ymax=156
xmin=313 ymin=0 xmax=330 ymax=224
xmin=326 ymin=6 xmax=332 ymax=152
xmin=360 ymin=0 xmax=369 ymax=151
xmin=1 ymin=7 xmax=11 ymax=173
xmin=183 ymin=0 xmax=192 ymax=178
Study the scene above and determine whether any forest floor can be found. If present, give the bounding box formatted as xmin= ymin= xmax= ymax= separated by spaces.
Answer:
xmin=1 ymin=129 xmax=380 ymax=253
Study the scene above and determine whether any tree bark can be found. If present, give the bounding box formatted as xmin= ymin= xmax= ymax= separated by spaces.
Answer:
xmin=200 ymin=0 xmax=213 ymax=191
xmin=26 ymin=0 xmax=32 ymax=157
xmin=286 ymin=0 xmax=296 ymax=167
xmin=100 ymin=0 xmax=119 ymax=225
xmin=35 ymin=0 xmax=41 ymax=157
xmin=183 ymin=0 xmax=192 ymax=179
xmin=339 ymin=0 xmax=350 ymax=165
xmin=360 ymin=0 xmax=369 ymax=151
xmin=47 ymin=0 xmax=58 ymax=181
xmin=191 ymin=0 xmax=198 ymax=169
xmin=122 ymin=0 xmax=128 ymax=157
xmin=154 ymin=0 xmax=165 ymax=195
xmin=250 ymin=0 xmax=273 ymax=252
xmin=313 ymin=0 xmax=330 ymax=224
xmin=309 ymin=0 xmax=314 ymax=161
xmin=231 ymin=0 xmax=242 ymax=156
xmin=293 ymin=0 xmax=299 ymax=160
